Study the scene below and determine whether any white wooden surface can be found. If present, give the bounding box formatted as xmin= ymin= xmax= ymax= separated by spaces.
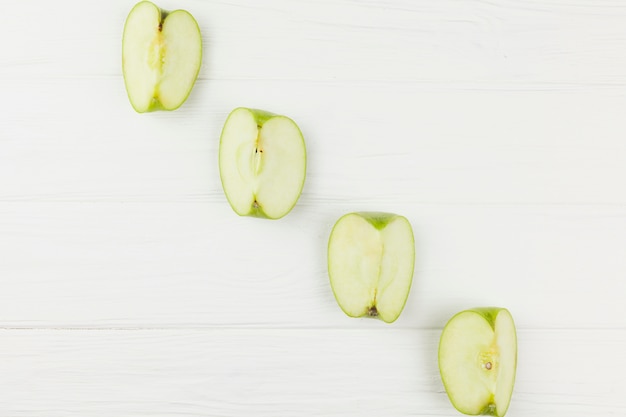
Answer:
xmin=1 ymin=0 xmax=626 ymax=415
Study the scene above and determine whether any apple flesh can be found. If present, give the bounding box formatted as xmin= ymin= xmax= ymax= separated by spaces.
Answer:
xmin=327 ymin=212 xmax=415 ymax=323
xmin=438 ymin=308 xmax=517 ymax=417
xmin=219 ymin=107 xmax=306 ymax=219
xmin=122 ymin=1 xmax=202 ymax=112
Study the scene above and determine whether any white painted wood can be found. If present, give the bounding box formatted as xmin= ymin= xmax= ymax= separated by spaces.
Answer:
xmin=1 ymin=79 xmax=626 ymax=205
xmin=1 ymin=202 xmax=625 ymax=329
xmin=4 ymin=0 xmax=626 ymax=86
xmin=1 ymin=0 xmax=626 ymax=415
xmin=0 ymin=329 xmax=624 ymax=416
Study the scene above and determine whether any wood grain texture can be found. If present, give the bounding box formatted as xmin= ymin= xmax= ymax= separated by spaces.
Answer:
xmin=1 ymin=202 xmax=625 ymax=329
xmin=3 ymin=0 xmax=626 ymax=86
xmin=1 ymin=79 xmax=625 ymax=205
xmin=1 ymin=0 xmax=626 ymax=415
xmin=1 ymin=329 xmax=624 ymax=416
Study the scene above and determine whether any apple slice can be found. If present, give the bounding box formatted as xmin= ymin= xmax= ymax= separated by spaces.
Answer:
xmin=327 ymin=212 xmax=415 ymax=323
xmin=122 ymin=1 xmax=202 ymax=112
xmin=219 ymin=107 xmax=306 ymax=219
xmin=438 ymin=308 xmax=517 ymax=417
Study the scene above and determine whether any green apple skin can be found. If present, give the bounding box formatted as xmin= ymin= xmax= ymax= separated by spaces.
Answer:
xmin=122 ymin=1 xmax=202 ymax=113
xmin=218 ymin=107 xmax=306 ymax=220
xmin=438 ymin=307 xmax=517 ymax=417
xmin=327 ymin=212 xmax=415 ymax=323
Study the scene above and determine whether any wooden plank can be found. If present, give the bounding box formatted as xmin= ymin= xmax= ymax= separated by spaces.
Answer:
xmin=1 ymin=79 xmax=625 ymax=205
xmin=2 ymin=1 xmax=626 ymax=86
xmin=1 ymin=202 xmax=624 ymax=329
xmin=0 ymin=328 xmax=623 ymax=416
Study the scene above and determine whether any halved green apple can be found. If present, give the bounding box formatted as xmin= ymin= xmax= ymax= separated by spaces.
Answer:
xmin=219 ymin=107 xmax=306 ymax=219
xmin=122 ymin=1 xmax=202 ymax=112
xmin=438 ymin=308 xmax=517 ymax=417
xmin=327 ymin=212 xmax=415 ymax=323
